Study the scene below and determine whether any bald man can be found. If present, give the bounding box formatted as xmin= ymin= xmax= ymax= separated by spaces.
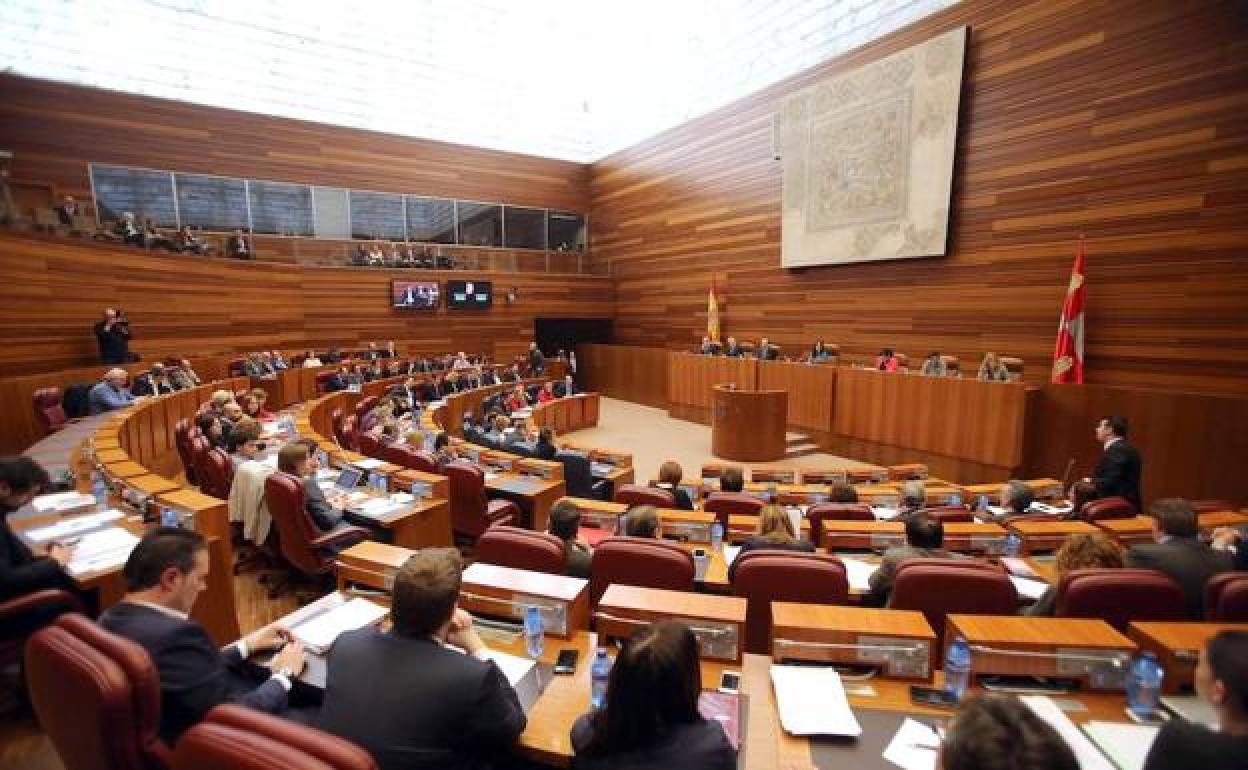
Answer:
xmin=88 ymin=368 xmax=136 ymax=415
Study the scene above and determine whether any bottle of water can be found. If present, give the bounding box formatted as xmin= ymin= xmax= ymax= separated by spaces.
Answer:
xmin=523 ymin=605 xmax=544 ymax=659
xmin=950 ymin=492 xmax=962 ymax=507
xmin=944 ymin=635 xmax=972 ymax=701
xmin=160 ymin=506 xmax=179 ymax=528
xmin=92 ymin=471 xmax=109 ymax=509
xmin=590 ymin=648 xmax=611 ymax=709
xmin=710 ymin=520 xmax=725 ymax=551
xmin=1127 ymin=651 xmax=1164 ymax=720
xmin=976 ymin=495 xmax=989 ymax=514
xmin=377 ymin=473 xmax=388 ymax=496
xmin=1003 ymin=532 xmax=1022 ymax=558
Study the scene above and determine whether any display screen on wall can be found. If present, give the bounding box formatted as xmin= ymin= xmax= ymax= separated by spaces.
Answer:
xmin=446 ymin=280 xmax=492 ymax=309
xmin=392 ymin=280 xmax=440 ymax=309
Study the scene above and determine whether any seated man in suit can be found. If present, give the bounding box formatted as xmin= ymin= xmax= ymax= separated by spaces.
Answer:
xmin=699 ymin=336 xmax=720 ymax=356
xmin=548 ymin=499 xmax=592 ymax=579
xmin=99 ymin=527 xmax=305 ymax=742
xmin=894 ymin=480 xmax=928 ymax=523
xmin=1127 ymin=498 xmax=1232 ymax=618
xmin=920 ymin=351 xmax=947 ymax=377
xmin=226 ymin=228 xmax=251 ymax=260
xmin=623 ymin=505 xmax=662 ymax=539
xmin=756 ymin=336 xmax=778 ymax=360
xmin=1085 ymin=415 xmax=1143 ymax=513
xmin=865 ymin=513 xmax=963 ymax=607
xmin=527 ymin=342 xmax=545 ymax=375
xmin=718 ymin=466 xmax=745 ymax=493
xmin=977 ymin=479 xmax=1035 ymax=522
xmin=134 ymin=362 xmax=178 ymax=396
xmin=722 ymin=336 xmax=743 ymax=358
xmin=55 ymin=195 xmax=78 ymax=226
xmin=319 ymin=548 xmax=526 ymax=770
xmin=87 ymin=368 xmax=136 ymax=415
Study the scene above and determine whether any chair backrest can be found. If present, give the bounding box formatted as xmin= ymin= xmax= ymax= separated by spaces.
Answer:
xmin=173 ymin=418 xmax=197 ymax=484
xmin=330 ymin=408 xmax=345 ymax=442
xmin=614 ymin=484 xmax=675 ymax=508
xmin=890 ymin=559 xmax=1016 ymax=646
xmin=589 ymin=536 xmax=696 ymax=605
xmin=445 ymin=461 xmax=492 ymax=538
xmin=703 ymin=492 xmax=766 ymax=529
xmin=806 ymin=503 xmax=874 ymax=547
xmin=379 ymin=443 xmax=436 ymax=473
xmin=264 ymin=471 xmax=326 ymax=577
xmin=1191 ymin=499 xmax=1235 ymax=514
xmin=733 ymin=551 xmax=849 ymax=655
xmin=198 ymin=447 xmax=234 ymax=500
xmin=354 ymin=396 xmax=379 ymax=421
xmin=358 ymin=432 xmax=381 ymax=458
xmin=555 ymin=450 xmax=595 ymax=498
xmin=1082 ymin=496 xmax=1135 ymax=521
xmin=1206 ymin=572 xmax=1248 ymax=621
xmin=1056 ymin=568 xmax=1187 ymax=631
xmin=917 ymin=506 xmax=974 ymax=523
xmin=33 ymin=386 xmax=67 ymax=433
xmin=315 ymin=372 xmax=336 ymax=393
xmin=173 ymin=704 xmax=376 ymax=770
xmin=338 ymin=415 xmax=359 ymax=452
xmin=475 ymin=526 xmax=566 ymax=575
xmin=25 ymin=613 xmax=169 ymax=770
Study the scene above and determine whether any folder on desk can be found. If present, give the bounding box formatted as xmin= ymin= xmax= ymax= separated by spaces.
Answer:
xmin=289 ymin=596 xmax=388 ymax=654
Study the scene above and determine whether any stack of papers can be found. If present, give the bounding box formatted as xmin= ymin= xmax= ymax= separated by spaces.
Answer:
xmin=354 ymin=497 xmax=406 ymax=519
xmin=840 ymin=556 xmax=880 ymax=592
xmin=1001 ymin=557 xmax=1039 ymax=578
xmin=1021 ymin=696 xmax=1115 ymax=770
xmin=67 ymin=527 xmax=140 ymax=576
xmin=1081 ymin=721 xmax=1159 ymax=770
xmin=873 ymin=507 xmax=902 ymax=520
xmin=352 ymin=458 xmax=386 ymax=470
xmin=25 ymin=509 xmax=123 ymax=543
xmin=770 ymin=664 xmax=862 ymax=736
xmin=883 ymin=718 xmax=941 ymax=770
xmin=1010 ymin=575 xmax=1050 ymax=600
xmin=1033 ymin=502 xmax=1073 ymax=516
xmin=722 ymin=545 xmax=741 ymax=566
xmin=31 ymin=491 xmax=98 ymax=516
xmin=291 ymin=597 xmax=388 ymax=653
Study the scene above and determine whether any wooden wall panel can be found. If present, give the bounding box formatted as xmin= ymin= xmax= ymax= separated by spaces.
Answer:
xmin=757 ymin=361 xmax=836 ymax=433
xmin=0 ymin=75 xmax=587 ymax=212
xmin=588 ymin=0 xmax=1248 ymax=396
xmin=576 ymin=343 xmax=669 ymax=409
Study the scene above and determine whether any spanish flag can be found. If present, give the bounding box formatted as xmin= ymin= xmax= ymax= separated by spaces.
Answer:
xmin=707 ymin=282 xmax=721 ymax=344
xmin=1051 ymin=238 xmax=1086 ymax=384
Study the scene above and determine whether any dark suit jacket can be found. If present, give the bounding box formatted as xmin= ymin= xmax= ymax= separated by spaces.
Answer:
xmin=1142 ymin=718 xmax=1248 ymax=770
xmin=562 ymin=540 xmax=592 ymax=579
xmin=571 ymin=715 xmax=736 ymax=770
xmin=304 ymin=476 xmax=344 ymax=532
xmin=727 ymin=537 xmax=815 ymax=582
xmin=866 ymin=545 xmax=964 ymax=608
xmin=723 ymin=345 xmax=743 ymax=358
xmin=1092 ymin=439 xmax=1143 ymax=513
xmin=1 ymin=515 xmax=68 ymax=601
xmin=318 ymin=629 xmax=526 ymax=770
xmin=1127 ymin=537 xmax=1232 ymax=618
xmin=98 ymin=601 xmax=287 ymax=742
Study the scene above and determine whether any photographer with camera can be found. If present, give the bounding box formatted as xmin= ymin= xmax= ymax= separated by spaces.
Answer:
xmin=94 ymin=307 xmax=133 ymax=364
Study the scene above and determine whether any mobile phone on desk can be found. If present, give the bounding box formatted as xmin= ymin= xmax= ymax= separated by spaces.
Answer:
xmin=718 ymin=671 xmax=741 ymax=694
xmin=554 ymin=648 xmax=579 ymax=675
xmin=910 ymin=685 xmax=959 ymax=708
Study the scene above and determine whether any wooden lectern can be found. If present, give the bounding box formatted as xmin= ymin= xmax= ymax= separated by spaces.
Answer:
xmin=711 ymin=384 xmax=787 ymax=462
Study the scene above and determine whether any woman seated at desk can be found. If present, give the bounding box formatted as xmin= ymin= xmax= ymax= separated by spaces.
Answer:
xmin=875 ymin=348 xmax=901 ymax=372
xmin=655 ymin=460 xmax=696 ymax=511
xmin=727 ymin=505 xmax=815 ymax=582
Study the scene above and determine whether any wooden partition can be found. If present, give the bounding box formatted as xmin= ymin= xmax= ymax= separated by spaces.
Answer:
xmin=758 ymin=360 xmax=837 ymax=439
xmin=577 ymin=343 xmax=669 ymax=409
xmin=667 ymin=352 xmax=758 ymax=423
xmin=531 ymin=393 xmax=600 ymax=435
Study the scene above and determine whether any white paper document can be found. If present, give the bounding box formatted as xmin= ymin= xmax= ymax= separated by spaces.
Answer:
xmin=355 ymin=497 xmax=406 ymax=519
xmin=770 ymin=664 xmax=862 ymax=736
xmin=352 ymin=458 xmax=386 ymax=470
xmin=67 ymin=527 xmax=140 ymax=576
xmin=31 ymin=491 xmax=97 ymax=515
xmin=1032 ymin=502 xmax=1073 ymax=515
xmin=883 ymin=717 xmax=941 ymax=770
xmin=1021 ymin=696 xmax=1116 ymax=770
xmin=291 ymin=597 xmax=388 ymax=654
xmin=722 ymin=545 xmax=741 ymax=566
xmin=841 ymin=556 xmax=880 ymax=592
xmin=1001 ymin=557 xmax=1039 ymax=578
xmin=1010 ymin=575 xmax=1050 ymax=601
xmin=1081 ymin=721 xmax=1159 ymax=770
xmin=25 ymin=509 xmax=123 ymax=543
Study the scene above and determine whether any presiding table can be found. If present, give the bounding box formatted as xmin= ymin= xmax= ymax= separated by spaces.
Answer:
xmin=711 ymin=384 xmax=787 ymax=462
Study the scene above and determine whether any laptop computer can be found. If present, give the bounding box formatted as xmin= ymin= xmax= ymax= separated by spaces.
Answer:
xmin=335 ymin=467 xmax=364 ymax=491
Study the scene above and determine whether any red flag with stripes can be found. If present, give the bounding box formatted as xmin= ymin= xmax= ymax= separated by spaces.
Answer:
xmin=1051 ymin=238 xmax=1087 ymax=384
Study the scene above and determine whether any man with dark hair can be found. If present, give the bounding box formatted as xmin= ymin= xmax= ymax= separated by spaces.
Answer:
xmin=548 ymin=498 xmax=592 ymax=578
xmin=99 ymin=527 xmax=304 ymax=742
xmin=718 ymin=467 xmax=744 ymax=493
xmin=1084 ymin=415 xmax=1142 ymax=513
xmin=1127 ymin=498 xmax=1232 ymax=618
xmin=624 ymin=505 xmax=662 ymax=539
xmin=318 ymin=548 xmax=526 ymax=770
xmin=865 ymin=513 xmax=962 ymax=607
xmin=940 ymin=695 xmax=1078 ymax=770
xmin=527 ymin=342 xmax=545 ymax=375
xmin=0 ymin=457 xmax=84 ymax=633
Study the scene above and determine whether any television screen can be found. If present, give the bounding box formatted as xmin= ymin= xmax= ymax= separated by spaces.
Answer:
xmin=392 ymin=280 xmax=440 ymax=309
xmin=446 ymin=280 xmax=492 ymax=309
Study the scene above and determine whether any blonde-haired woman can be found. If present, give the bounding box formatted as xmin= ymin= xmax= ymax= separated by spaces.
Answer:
xmin=727 ymin=505 xmax=814 ymax=581
xmin=1025 ymin=533 xmax=1125 ymax=616
xmin=978 ymin=352 xmax=1010 ymax=382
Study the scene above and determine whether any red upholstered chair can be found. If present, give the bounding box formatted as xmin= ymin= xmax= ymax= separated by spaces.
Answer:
xmin=338 ymin=415 xmax=360 ymax=452
xmin=733 ymin=551 xmax=849 ymax=654
xmin=444 ymin=461 xmax=519 ymax=542
xmin=1055 ymin=568 xmax=1186 ymax=631
xmin=264 ymin=472 xmax=369 ymax=598
xmin=588 ymin=536 xmax=696 ymax=605
xmin=358 ymin=432 xmax=381 ymax=458
xmin=475 ymin=526 xmax=566 ymax=575
xmin=174 ymin=705 xmax=376 ymax=770
xmin=381 ymin=443 xmax=437 ymax=474
xmin=1082 ymin=496 xmax=1135 ymax=521
xmin=174 ymin=418 xmax=198 ymax=484
xmin=0 ymin=589 xmax=84 ymax=671
xmin=703 ymin=492 xmax=766 ymax=530
xmin=25 ymin=613 xmax=172 ymax=770
xmin=197 ymin=447 xmax=234 ymax=500
xmin=806 ymin=503 xmax=874 ymax=548
xmin=315 ymin=371 xmax=336 ymax=393
xmin=330 ymin=408 xmax=345 ymax=442
xmin=354 ymin=396 xmax=379 ymax=421
xmin=917 ymin=506 xmax=974 ymax=523
xmin=614 ymin=484 xmax=675 ymax=508
xmin=889 ymin=559 xmax=1016 ymax=647
xmin=227 ymin=358 xmax=247 ymax=377
xmin=33 ymin=387 xmax=68 ymax=435
xmin=1192 ymin=499 xmax=1236 ymax=514
xmin=1204 ymin=572 xmax=1248 ymax=621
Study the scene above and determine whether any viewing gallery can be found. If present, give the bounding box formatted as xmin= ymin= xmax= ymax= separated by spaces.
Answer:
xmin=1 ymin=2 xmax=1247 ymax=770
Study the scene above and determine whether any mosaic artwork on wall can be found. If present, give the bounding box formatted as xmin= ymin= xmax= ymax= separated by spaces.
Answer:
xmin=778 ymin=26 xmax=967 ymax=268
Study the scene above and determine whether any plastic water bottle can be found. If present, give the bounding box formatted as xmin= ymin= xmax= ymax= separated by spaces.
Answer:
xmin=944 ymin=635 xmax=972 ymax=701
xmin=950 ymin=492 xmax=962 ymax=507
xmin=1003 ymin=532 xmax=1022 ymax=557
xmin=710 ymin=521 xmax=725 ymax=551
xmin=590 ymin=648 xmax=611 ymax=709
xmin=976 ymin=495 xmax=989 ymax=514
xmin=523 ymin=605 xmax=544 ymax=659
xmin=92 ymin=472 xmax=109 ymax=508
xmin=1126 ymin=651 xmax=1164 ymax=719
xmin=377 ymin=473 xmax=388 ymax=496
xmin=160 ymin=507 xmax=179 ymax=528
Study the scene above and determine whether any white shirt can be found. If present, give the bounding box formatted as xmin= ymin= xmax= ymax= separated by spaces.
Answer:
xmin=1103 ymin=436 xmax=1123 ymax=450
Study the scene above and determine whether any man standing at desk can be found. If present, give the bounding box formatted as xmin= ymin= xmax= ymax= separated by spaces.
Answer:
xmin=1085 ymin=416 xmax=1142 ymax=513
xmin=94 ymin=307 xmax=132 ymax=364
xmin=528 ymin=342 xmax=545 ymax=375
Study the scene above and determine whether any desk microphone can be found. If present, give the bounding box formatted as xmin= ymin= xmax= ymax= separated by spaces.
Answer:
xmin=773 ymin=638 xmax=930 ymax=678
xmin=461 ymin=591 xmax=569 ymax=634
xmin=967 ymin=643 xmax=1129 ymax=690
xmin=594 ymin=611 xmax=738 ymax=659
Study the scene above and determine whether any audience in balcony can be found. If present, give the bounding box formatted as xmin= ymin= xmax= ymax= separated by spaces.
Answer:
xmin=302 ymin=349 xmax=324 ymax=368
xmin=177 ymin=358 xmax=202 ymax=387
xmin=55 ymin=195 xmax=78 ymax=226
xmin=174 ymin=225 xmax=208 ymax=255
xmin=865 ymin=513 xmax=963 ymax=607
xmin=112 ymin=212 xmax=143 ymax=246
xmin=87 ymin=368 xmax=136 ymax=415
xmin=549 ymin=498 xmax=593 ymax=579
xmin=226 ymin=228 xmax=252 ymax=259
xmin=727 ymin=505 xmax=816 ymax=581
xmin=133 ymin=362 xmax=177 ymax=396
xmin=1025 ymin=533 xmax=1125 ymax=617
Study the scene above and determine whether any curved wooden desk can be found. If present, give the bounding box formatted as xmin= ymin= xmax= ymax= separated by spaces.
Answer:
xmin=711 ymin=384 xmax=787 ymax=462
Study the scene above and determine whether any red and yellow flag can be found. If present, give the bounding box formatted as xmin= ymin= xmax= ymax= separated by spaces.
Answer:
xmin=1051 ymin=238 xmax=1087 ymax=384
xmin=707 ymin=281 xmax=721 ymax=344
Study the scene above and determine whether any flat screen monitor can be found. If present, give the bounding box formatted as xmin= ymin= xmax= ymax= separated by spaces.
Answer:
xmin=392 ymin=280 xmax=440 ymax=309
xmin=446 ymin=280 xmax=492 ymax=309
